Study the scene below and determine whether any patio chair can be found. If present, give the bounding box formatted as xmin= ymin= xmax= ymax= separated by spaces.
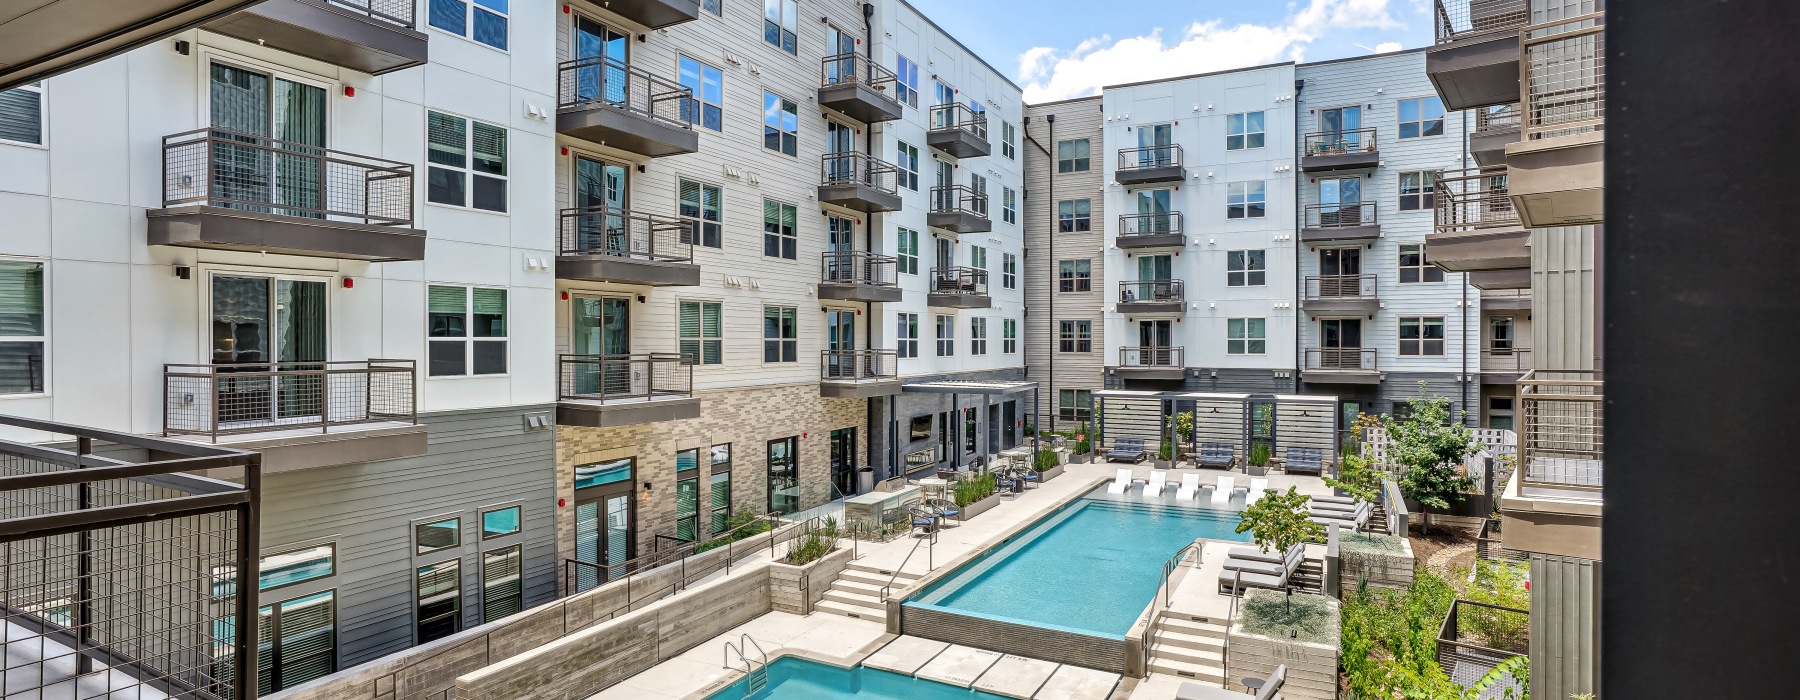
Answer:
xmin=1310 ymin=501 xmax=1372 ymax=532
xmin=1176 ymin=665 xmax=1286 ymax=700
xmin=1107 ymin=467 xmax=1134 ymax=494
xmin=1196 ymin=442 xmax=1238 ymax=470
xmin=1284 ymin=447 xmax=1326 ymax=475
xmin=1175 ymin=472 xmax=1202 ymax=501
xmin=1210 ymin=475 xmax=1236 ymax=504
xmin=1245 ymin=477 xmax=1269 ymax=506
xmin=910 ymin=505 xmax=939 ymax=533
xmin=1222 ymin=542 xmax=1305 ymax=577
xmin=1143 ymin=469 xmax=1169 ymax=498
xmin=1219 ymin=541 xmax=1304 ymax=595
xmin=997 ymin=472 xmax=1020 ymax=499
xmin=1106 ymin=437 xmax=1148 ymax=463
xmin=928 ymin=497 xmax=962 ymax=524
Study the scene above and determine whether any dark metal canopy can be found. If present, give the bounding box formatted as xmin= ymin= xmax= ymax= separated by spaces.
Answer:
xmin=0 ymin=0 xmax=268 ymax=91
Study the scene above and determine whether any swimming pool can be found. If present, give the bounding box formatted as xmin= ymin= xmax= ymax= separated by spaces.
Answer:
xmin=704 ymin=657 xmax=1010 ymax=700
xmin=906 ymin=485 xmax=1250 ymax=638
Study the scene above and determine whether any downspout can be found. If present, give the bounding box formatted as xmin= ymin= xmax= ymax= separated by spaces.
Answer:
xmin=1043 ymin=113 xmax=1056 ymax=428
xmin=1291 ymin=78 xmax=1306 ymax=394
xmin=1460 ymin=106 xmax=1472 ymax=425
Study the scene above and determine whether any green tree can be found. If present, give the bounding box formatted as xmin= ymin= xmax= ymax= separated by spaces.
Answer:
xmin=1235 ymin=486 xmax=1325 ymax=554
xmin=1325 ymin=452 xmax=1383 ymax=502
xmin=1390 ymin=383 xmax=1476 ymax=534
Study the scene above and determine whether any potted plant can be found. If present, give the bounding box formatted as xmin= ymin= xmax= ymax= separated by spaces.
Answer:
xmin=953 ymin=472 xmax=1002 ymax=520
xmin=1033 ymin=447 xmax=1064 ymax=482
xmin=1247 ymin=443 xmax=1272 ymax=476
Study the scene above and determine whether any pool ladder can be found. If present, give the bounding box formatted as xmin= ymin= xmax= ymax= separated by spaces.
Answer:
xmin=724 ymin=633 xmax=768 ymax=697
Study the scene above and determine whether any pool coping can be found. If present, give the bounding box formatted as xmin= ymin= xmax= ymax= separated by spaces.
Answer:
xmin=681 ymin=635 xmax=899 ymax=700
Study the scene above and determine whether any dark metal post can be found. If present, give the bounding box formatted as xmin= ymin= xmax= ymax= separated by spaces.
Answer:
xmin=1091 ymin=393 xmax=1101 ymax=459
xmin=234 ymin=453 xmax=262 ymax=699
xmin=75 ymin=435 xmax=93 ymax=676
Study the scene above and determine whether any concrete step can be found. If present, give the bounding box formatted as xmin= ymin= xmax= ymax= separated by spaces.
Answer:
xmin=1151 ymin=627 xmax=1225 ymax=653
xmin=830 ymin=579 xmax=889 ymax=597
xmin=1157 ymin=615 xmax=1229 ymax=638
xmin=1150 ymin=643 xmax=1224 ymax=668
xmin=815 ymin=599 xmax=885 ymax=623
xmin=822 ymin=589 xmax=886 ymax=611
xmin=839 ymin=567 xmax=921 ymax=588
xmin=845 ymin=561 xmax=924 ymax=578
xmin=1148 ymin=657 xmax=1225 ymax=684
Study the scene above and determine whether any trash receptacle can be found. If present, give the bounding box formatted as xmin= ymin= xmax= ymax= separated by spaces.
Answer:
xmin=857 ymin=467 xmax=875 ymax=494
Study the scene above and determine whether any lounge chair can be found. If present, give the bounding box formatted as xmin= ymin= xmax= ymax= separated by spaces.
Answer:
xmin=1196 ymin=442 xmax=1237 ymax=470
xmin=1219 ymin=541 xmax=1305 ymax=595
xmin=1106 ymin=438 xmax=1148 ymax=464
xmin=1245 ymin=477 xmax=1269 ymax=506
xmin=1312 ymin=493 xmax=1357 ymax=506
xmin=1227 ymin=542 xmax=1303 ymax=565
xmin=1176 ymin=665 xmax=1286 ymax=700
xmin=1175 ymin=473 xmax=1202 ymax=501
xmin=1310 ymin=501 xmax=1372 ymax=531
xmin=1284 ymin=447 xmax=1326 ymax=475
xmin=1106 ymin=467 xmax=1134 ymax=494
xmin=1223 ymin=542 xmax=1305 ymax=577
xmin=1210 ymin=475 xmax=1236 ymax=504
xmin=1143 ymin=469 xmax=1169 ymax=497
xmin=1311 ymin=499 xmax=1361 ymax=513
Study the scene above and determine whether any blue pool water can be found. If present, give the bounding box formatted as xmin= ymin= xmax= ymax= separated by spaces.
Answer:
xmin=906 ymin=487 xmax=1250 ymax=637
xmin=705 ymin=657 xmax=1010 ymax=700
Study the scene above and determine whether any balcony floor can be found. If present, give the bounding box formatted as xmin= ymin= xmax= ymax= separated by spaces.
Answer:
xmin=169 ymin=420 xmax=427 ymax=475
xmin=819 ymin=378 xmax=903 ymax=399
xmin=558 ymin=395 xmax=701 ymax=428
xmin=148 ymin=206 xmax=426 ymax=261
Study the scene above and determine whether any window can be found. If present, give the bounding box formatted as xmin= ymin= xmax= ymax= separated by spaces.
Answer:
xmin=1228 ymin=318 xmax=1266 ymax=355
xmin=1002 ymin=187 xmax=1017 ymax=224
xmin=679 ymin=179 xmax=722 ymax=247
xmin=762 ymin=0 xmax=798 ymax=54
xmin=416 ymin=559 xmax=461 ymax=643
xmin=481 ymin=545 xmax=522 ymax=622
xmin=968 ymin=174 xmax=988 ymax=214
xmin=679 ymin=301 xmax=723 ymax=365
xmin=414 ymin=518 xmax=461 ymax=556
xmin=701 ymin=0 xmax=721 ymax=15
xmin=0 ymin=83 xmax=43 ymax=145
xmin=1002 ymin=253 xmax=1017 ymax=289
xmin=675 ymin=476 xmax=699 ymax=541
xmin=897 ymin=313 xmax=919 ymax=358
xmin=970 ymin=245 xmax=987 ymax=271
xmin=430 ymin=0 xmax=507 ymax=50
xmin=1491 ymin=316 xmax=1515 ymax=351
xmin=1399 ymin=244 xmax=1445 ymax=283
xmin=896 ymin=141 xmax=920 ymax=190
xmin=428 ymin=286 xmax=507 ymax=376
xmin=253 ymin=591 xmax=336 ymax=694
xmin=1058 ymin=320 xmax=1091 ymax=352
xmin=259 ymin=544 xmax=334 ymax=592
xmin=1058 ymin=199 xmax=1091 ymax=232
xmin=1058 ymin=259 xmax=1091 ymax=292
xmin=1398 ymin=97 xmax=1446 ymax=139
xmin=1227 ymin=181 xmax=1266 ymax=219
xmin=1227 ymin=250 xmax=1265 ymax=287
xmin=1002 ymin=319 xmax=1018 ymax=354
xmin=763 ymin=306 xmax=797 ymax=362
xmin=1487 ymin=397 xmax=1515 ymax=431
xmin=895 ymin=55 xmax=920 ymax=107
xmin=575 ymin=458 xmax=633 ymax=490
xmin=1399 ymin=316 xmax=1447 ymax=355
xmin=767 ymin=436 xmax=799 ymax=514
xmin=1399 ymin=171 xmax=1436 ymax=211
xmin=709 ymin=445 xmax=732 ymax=534
xmin=1057 ymin=139 xmax=1090 ymax=172
xmin=935 ymin=314 xmax=955 ymax=357
xmin=427 ymin=111 xmax=507 ymax=212
xmin=1001 ymin=122 xmax=1017 ymax=159
xmin=481 ymin=507 xmax=521 ymax=539
xmin=677 ymin=447 xmax=701 ymax=474
xmin=678 ymin=56 xmax=724 ymax=132
xmin=0 ymin=260 xmax=45 ymax=394
xmin=762 ymin=92 xmax=798 ymax=156
xmin=1058 ymin=389 xmax=1092 ymax=422
xmin=763 ymin=199 xmax=797 ymax=259
xmin=970 ymin=317 xmax=987 ymax=356
xmin=1226 ymin=111 xmax=1265 ymax=150
xmin=896 ymin=228 xmax=919 ymax=274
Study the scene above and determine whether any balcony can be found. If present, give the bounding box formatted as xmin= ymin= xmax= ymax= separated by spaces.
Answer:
xmin=926 ymin=267 xmax=990 ymax=309
xmin=1116 ymin=280 xmax=1185 ymax=316
xmin=203 ymin=0 xmax=428 ymax=76
xmin=1114 ymin=145 xmax=1184 ymax=186
xmin=818 ymin=251 xmax=901 ymax=303
xmin=1300 ymin=128 xmax=1379 ymax=172
xmin=1302 ymin=348 xmax=1379 ymax=384
xmin=818 ymin=153 xmax=901 ymax=213
xmin=590 ymin=0 xmax=700 ymax=29
xmin=926 ymin=103 xmax=990 ymax=158
xmin=1426 ymin=0 xmax=1527 ymax=110
xmin=557 ymin=354 xmax=698 ymax=428
xmin=1116 ymin=212 xmax=1185 ymax=249
xmin=162 ymin=359 xmax=426 ymax=473
xmin=1470 ymin=103 xmax=1521 ymax=166
xmin=819 ymin=349 xmax=901 ymax=399
xmin=148 ymin=129 xmax=425 ymax=261
xmin=1301 ymin=202 xmax=1380 ymax=242
xmin=1481 ymin=288 xmax=1532 ymax=311
xmin=1302 ymin=274 xmax=1379 ymax=314
xmin=1427 ymin=166 xmax=1529 ymax=272
xmin=0 ymin=0 xmax=263 ymax=90
xmin=927 ymin=185 xmax=991 ymax=234
xmin=818 ymin=53 xmax=903 ymax=123
xmin=1507 ymin=15 xmax=1605 ymax=228
xmin=1480 ymin=346 xmax=1531 ymax=384
xmin=557 ymin=206 xmax=699 ymax=286
xmin=557 ymin=56 xmax=698 ymax=158
xmin=1499 ymin=369 xmax=1602 ymax=559
xmin=1469 ymin=268 xmax=1530 ymax=290
xmin=1115 ymin=346 xmax=1184 ymax=381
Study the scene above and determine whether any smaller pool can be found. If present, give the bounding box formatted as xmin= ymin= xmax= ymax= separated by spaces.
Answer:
xmin=705 ymin=657 xmax=1009 ymax=700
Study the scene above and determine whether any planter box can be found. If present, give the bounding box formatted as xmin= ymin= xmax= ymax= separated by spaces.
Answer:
xmin=1036 ymin=464 xmax=1065 ymax=483
xmin=957 ymin=491 xmax=1003 ymax=521
xmin=1227 ymin=593 xmax=1341 ymax=700
xmin=769 ymin=545 xmax=853 ymax=615
xmin=1340 ymin=533 xmax=1414 ymax=589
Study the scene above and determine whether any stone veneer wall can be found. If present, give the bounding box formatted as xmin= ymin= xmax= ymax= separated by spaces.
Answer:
xmin=1226 ymin=595 xmax=1342 ymax=700
xmin=555 ymin=382 xmax=868 ymax=581
xmin=768 ymin=545 xmax=852 ymax=614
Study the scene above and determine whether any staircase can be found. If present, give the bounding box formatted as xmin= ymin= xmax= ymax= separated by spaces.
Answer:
xmin=1367 ymin=501 xmax=1392 ymax=535
xmin=813 ymin=560 xmax=921 ymax=624
xmin=1147 ymin=613 xmax=1229 ymax=684
xmin=1290 ymin=557 xmax=1326 ymax=595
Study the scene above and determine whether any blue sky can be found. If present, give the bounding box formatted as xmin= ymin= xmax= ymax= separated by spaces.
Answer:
xmin=899 ymin=0 xmax=1434 ymax=102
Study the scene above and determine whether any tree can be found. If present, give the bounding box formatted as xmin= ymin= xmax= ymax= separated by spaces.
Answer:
xmin=1389 ymin=383 xmax=1476 ymax=534
xmin=1235 ymin=486 xmax=1325 ymax=554
xmin=1324 ymin=451 xmax=1384 ymax=502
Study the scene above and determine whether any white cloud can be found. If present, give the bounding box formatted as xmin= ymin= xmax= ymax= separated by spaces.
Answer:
xmin=1016 ymin=0 xmax=1404 ymax=102
xmin=1374 ymin=41 xmax=1404 ymax=53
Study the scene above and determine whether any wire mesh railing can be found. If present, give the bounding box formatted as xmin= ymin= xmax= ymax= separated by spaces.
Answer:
xmin=1481 ymin=346 xmax=1532 ymax=375
xmin=821 ymin=349 xmax=897 ymax=381
xmin=929 ymin=266 xmax=988 ymax=296
xmin=1518 ymin=369 xmax=1603 ymax=493
xmin=1305 ymin=274 xmax=1378 ymax=300
xmin=162 ymin=360 xmax=416 ymax=441
xmin=558 ymin=353 xmax=693 ymax=403
xmin=1304 ymin=202 xmax=1377 ymax=229
xmin=161 ymin=129 xmax=414 ymax=226
xmin=1523 ymin=13 xmax=1605 ymax=141
xmin=1116 ymin=145 xmax=1183 ymax=172
xmin=820 ymin=53 xmax=900 ymax=101
xmin=1306 ymin=348 xmax=1378 ymax=372
xmin=556 ymin=55 xmax=693 ymax=131
xmin=930 ymin=185 xmax=988 ymax=217
xmin=1436 ymin=599 xmax=1529 ymax=694
xmin=927 ymin=102 xmax=988 ymax=140
xmin=1476 ymin=103 xmax=1521 ymax=134
xmin=1118 ymin=212 xmax=1183 ymax=238
xmin=820 ymin=250 xmax=898 ymax=287
xmin=319 ymin=0 xmax=417 ymax=28
xmin=1434 ymin=165 xmax=1519 ymax=234
xmin=1120 ymin=346 xmax=1183 ymax=367
xmin=821 ymin=152 xmax=899 ymax=194
xmin=1303 ymin=127 xmax=1379 ymax=157
xmin=1432 ymin=0 xmax=1529 ymax=43
xmin=558 ymin=206 xmax=693 ymax=263
xmin=1118 ymin=280 xmax=1184 ymax=304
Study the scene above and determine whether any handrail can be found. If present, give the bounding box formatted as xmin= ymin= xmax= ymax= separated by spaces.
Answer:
xmin=1304 ymin=273 xmax=1378 ymax=300
xmin=1156 ymin=538 xmax=1203 ymax=609
xmin=820 ymin=52 xmax=899 ymax=98
xmin=1305 ymin=347 xmax=1378 ymax=372
xmin=1522 ymin=12 xmax=1606 ymax=141
xmin=558 ymin=353 xmax=693 ymax=403
xmin=1432 ymin=0 xmax=1528 ymax=44
xmin=879 ymin=533 xmax=933 ymax=600
xmin=723 ymin=633 xmax=768 ymax=672
xmin=162 ymin=359 xmax=417 ymax=440
xmin=820 ymin=250 xmax=899 ymax=287
xmin=1118 ymin=279 xmax=1184 ymax=304
xmin=1225 ymin=568 xmax=1243 ymax=677
xmin=1120 ymin=346 xmax=1183 ymax=368
xmin=1303 ymin=202 xmax=1377 ymax=229
xmin=1116 ymin=144 xmax=1183 ymax=171
xmin=557 ymin=205 xmax=693 ymax=262
xmin=566 ymin=511 xmax=779 ymax=596
xmin=1433 ymin=165 xmax=1518 ymax=234
xmin=929 ymin=266 xmax=989 ymax=296
xmin=821 ymin=152 xmax=899 ymax=193
xmin=927 ymin=102 xmax=987 ymax=139
xmin=319 ymin=0 xmax=417 ymax=28
xmin=929 ymin=184 xmax=988 ymax=217
xmin=1118 ymin=211 xmax=1184 ymax=237
xmin=821 ymin=349 xmax=897 ymax=381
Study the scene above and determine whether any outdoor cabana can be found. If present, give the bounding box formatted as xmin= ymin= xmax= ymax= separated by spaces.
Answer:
xmin=896 ymin=379 xmax=1040 ymax=475
xmin=1271 ymin=394 xmax=1340 ymax=472
xmin=1090 ymin=390 xmax=1170 ymax=463
xmin=1177 ymin=392 xmax=1252 ymax=466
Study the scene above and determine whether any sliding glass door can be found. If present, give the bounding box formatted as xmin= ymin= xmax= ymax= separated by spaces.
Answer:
xmin=211 ymin=274 xmax=326 ymax=426
xmin=209 ymin=63 xmax=326 ymax=217
xmin=571 ymin=296 xmax=629 ymax=397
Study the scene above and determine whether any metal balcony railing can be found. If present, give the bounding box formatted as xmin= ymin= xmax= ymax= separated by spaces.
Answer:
xmin=820 ymin=52 xmax=899 ymax=101
xmin=1476 ymin=103 xmax=1521 ymax=134
xmin=821 ymin=152 xmax=899 ymax=194
xmin=1304 ymin=202 xmax=1377 ymax=229
xmin=557 ymin=55 xmax=693 ymax=131
xmin=1118 ymin=280 xmax=1184 ymax=304
xmin=1523 ymin=13 xmax=1606 ymax=141
xmin=1305 ymin=348 xmax=1377 ymax=372
xmin=559 ymin=353 xmax=693 ymax=403
xmin=1434 ymin=166 xmax=1519 ymax=234
xmin=1116 ymin=145 xmax=1182 ymax=172
xmin=1305 ymin=274 xmax=1377 ymax=300
xmin=821 ymin=349 xmax=897 ymax=381
xmin=323 ymin=0 xmax=417 ymax=28
xmin=1437 ymin=599 xmax=1529 ymax=690
xmin=1120 ymin=346 xmax=1183 ymax=367
xmin=930 ymin=185 xmax=989 ymax=217
xmin=163 ymin=360 xmax=417 ymax=441
xmin=1518 ymin=369 xmax=1603 ymax=493
xmin=1119 ymin=212 xmax=1183 ymax=237
xmin=558 ymin=206 xmax=693 ymax=263
xmin=821 ymin=250 xmax=898 ymax=287
xmin=1481 ymin=346 xmax=1532 ymax=374
xmin=1432 ymin=0 xmax=1528 ymax=43
xmin=1303 ymin=127 xmax=1378 ymax=157
xmin=928 ymin=102 xmax=988 ymax=140
xmin=161 ymin=129 xmax=414 ymax=226
xmin=929 ymin=266 xmax=989 ymax=296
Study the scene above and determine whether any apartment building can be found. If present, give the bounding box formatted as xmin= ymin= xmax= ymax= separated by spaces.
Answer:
xmin=0 ymin=0 xmax=562 ymax=690
xmin=1021 ymin=96 xmax=1104 ymax=432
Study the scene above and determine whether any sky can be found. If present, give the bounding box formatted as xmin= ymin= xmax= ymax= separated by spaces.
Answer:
xmin=899 ymin=0 xmax=1435 ymax=103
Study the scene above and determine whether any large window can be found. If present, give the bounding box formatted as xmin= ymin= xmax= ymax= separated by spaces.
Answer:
xmin=1227 ymin=250 xmax=1265 ymax=287
xmin=896 ymin=228 xmax=919 ymax=274
xmin=481 ymin=506 xmax=521 ymax=539
xmin=679 ymin=179 xmax=722 ymax=247
xmin=1057 ymin=139 xmax=1090 ymax=173
xmin=1058 ymin=259 xmax=1091 ymax=292
xmin=1002 ymin=253 xmax=1017 ymax=289
xmin=679 ymin=301 xmax=723 ymax=365
xmin=416 ymin=559 xmax=461 ymax=643
xmin=1226 ymin=111 xmax=1265 ymax=150
xmin=427 ymin=111 xmax=507 ymax=212
xmin=896 ymin=141 xmax=920 ymax=190
xmin=1058 ymin=389 xmax=1092 ymax=422
xmin=1001 ymin=122 xmax=1017 ymax=159
xmin=763 ymin=306 xmax=797 ymax=363
xmin=1058 ymin=199 xmax=1091 ymax=232
xmin=767 ymin=437 xmax=798 ymax=515
xmin=1002 ymin=187 xmax=1017 ymax=224
xmin=0 ymin=84 xmax=44 ymax=145
xmin=678 ymin=56 xmax=724 ymax=131
xmin=762 ymin=91 xmax=798 ymax=156
xmin=1398 ymin=97 xmax=1446 ymax=139
xmin=1058 ymin=320 xmax=1091 ymax=352
xmin=0 ymin=260 xmax=45 ymax=395
xmin=1228 ymin=318 xmax=1266 ymax=355
xmin=762 ymin=0 xmax=798 ymax=54
xmin=897 ymin=313 xmax=919 ymax=358
xmin=429 ymin=0 xmax=507 ymax=50
xmin=414 ymin=517 xmax=460 ymax=556
xmin=710 ymin=444 xmax=732 ymax=534
xmin=481 ymin=545 xmax=522 ymax=622
xmin=1227 ymin=181 xmax=1266 ymax=219
xmin=675 ymin=475 xmax=699 ymax=541
xmin=1399 ymin=316 xmax=1447 ymax=356
xmin=970 ymin=245 xmax=987 ymax=271
xmin=763 ymin=199 xmax=797 ymax=259
xmin=1002 ymin=319 xmax=1017 ymax=354
xmin=1399 ymin=171 xmax=1436 ymax=211
xmin=970 ymin=317 xmax=987 ymax=356
xmin=259 ymin=544 xmax=334 ymax=592
xmin=935 ymin=314 xmax=955 ymax=357
xmin=254 ymin=591 xmax=336 ymax=694
xmin=1399 ymin=244 xmax=1445 ymax=283
xmin=895 ymin=55 xmax=919 ymax=107
xmin=428 ymin=286 xmax=507 ymax=377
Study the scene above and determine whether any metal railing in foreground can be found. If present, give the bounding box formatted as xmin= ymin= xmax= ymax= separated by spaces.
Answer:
xmin=161 ymin=128 xmax=415 ymax=226
xmin=163 ymin=359 xmax=416 ymax=441
xmin=1522 ymin=13 xmax=1606 ymax=141
xmin=1518 ymin=369 xmax=1603 ymax=492
xmin=1434 ymin=165 xmax=1519 ymax=234
xmin=1436 ymin=599 xmax=1529 ymax=691
xmin=322 ymin=0 xmax=418 ymax=28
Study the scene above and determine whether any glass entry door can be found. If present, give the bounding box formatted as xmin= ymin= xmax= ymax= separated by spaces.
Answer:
xmin=211 ymin=275 xmax=326 ymax=425
xmin=1319 ymin=248 xmax=1362 ymax=298
xmin=1321 ymin=318 xmax=1364 ymax=370
xmin=1136 ymin=189 xmax=1172 ymax=232
xmin=573 ymin=16 xmax=629 ymax=105
xmin=573 ymin=155 xmax=629 ymax=255
xmin=1137 ymin=320 xmax=1172 ymax=366
xmin=1320 ymin=106 xmax=1362 ymax=150
xmin=829 ymin=428 xmax=856 ymax=497
xmin=1137 ymin=255 xmax=1172 ymax=281
xmin=825 ymin=215 xmax=856 ymax=281
xmin=1137 ymin=123 xmax=1173 ymax=167
xmin=824 ymin=25 xmax=857 ymax=84
xmin=573 ymin=458 xmax=634 ymax=592
xmin=1318 ymin=177 xmax=1364 ymax=226
xmin=209 ymin=63 xmax=326 ymax=217
xmin=572 ymin=297 xmax=629 ymax=397
xmin=825 ymin=309 xmax=855 ymax=377
xmin=767 ymin=437 xmax=799 ymax=515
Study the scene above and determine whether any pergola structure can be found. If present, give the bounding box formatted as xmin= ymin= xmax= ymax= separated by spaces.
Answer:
xmin=1087 ymin=390 xmax=1342 ymax=469
xmin=897 ymin=380 xmax=1040 ymax=475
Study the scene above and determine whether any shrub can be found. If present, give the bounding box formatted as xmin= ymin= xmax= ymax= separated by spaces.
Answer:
xmin=1463 ymin=559 xmax=1531 ymax=653
xmin=1340 ymin=570 xmax=1529 ymax=699
xmin=1158 ymin=439 xmax=1173 ymax=461
xmin=1235 ymin=486 xmax=1324 ymax=554
xmin=1033 ymin=448 xmax=1058 ymax=472
xmin=1325 ymin=452 xmax=1384 ymax=502
xmin=693 ymin=510 xmax=771 ymax=553
xmin=1239 ymin=589 xmax=1338 ymax=645
xmin=784 ymin=517 xmax=839 ymax=565
xmin=1248 ymin=443 xmax=1272 ymax=468
xmin=953 ymin=472 xmax=998 ymax=507
xmin=1390 ymin=383 xmax=1477 ymax=533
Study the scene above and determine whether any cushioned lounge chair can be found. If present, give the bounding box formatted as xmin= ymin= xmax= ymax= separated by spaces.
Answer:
xmin=1196 ymin=442 xmax=1237 ymax=470
xmin=1284 ymin=447 xmax=1326 ymax=475
xmin=1177 ymin=665 xmax=1286 ymax=700
xmin=1107 ymin=438 xmax=1148 ymax=463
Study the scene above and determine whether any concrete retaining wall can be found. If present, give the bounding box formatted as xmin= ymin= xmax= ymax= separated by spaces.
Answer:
xmin=1341 ymin=534 xmax=1415 ymax=589
xmin=1227 ymin=598 xmax=1341 ymax=700
xmin=770 ymin=546 xmax=852 ymax=614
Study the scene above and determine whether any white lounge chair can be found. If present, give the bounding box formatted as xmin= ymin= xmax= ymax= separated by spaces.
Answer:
xmin=1210 ymin=475 xmax=1235 ymax=504
xmin=1245 ymin=477 xmax=1269 ymax=506
xmin=1175 ymin=473 xmax=1202 ymax=501
xmin=1106 ymin=467 xmax=1133 ymax=494
xmin=1143 ymin=469 xmax=1168 ymax=497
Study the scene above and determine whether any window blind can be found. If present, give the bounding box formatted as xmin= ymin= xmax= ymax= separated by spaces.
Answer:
xmin=427 ymin=112 xmax=466 ymax=167
xmin=0 ymin=89 xmax=43 ymax=145
xmin=0 ymin=261 xmax=44 ymax=337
